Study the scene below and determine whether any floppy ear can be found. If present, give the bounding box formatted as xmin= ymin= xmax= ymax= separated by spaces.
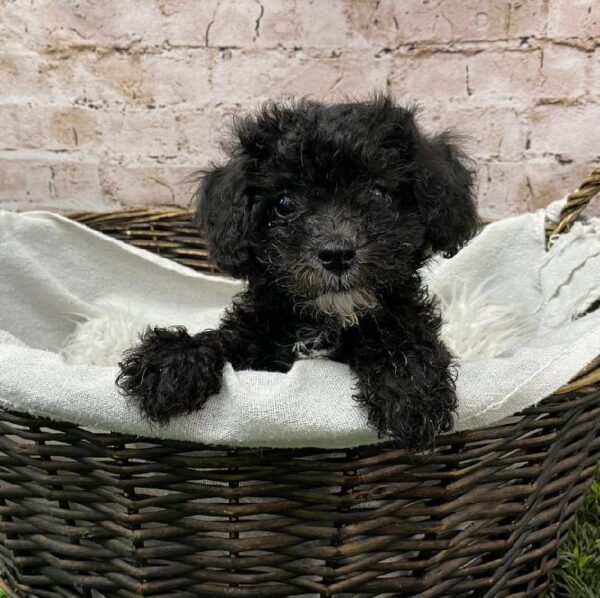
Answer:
xmin=194 ymin=157 xmax=252 ymax=278
xmin=414 ymin=132 xmax=478 ymax=257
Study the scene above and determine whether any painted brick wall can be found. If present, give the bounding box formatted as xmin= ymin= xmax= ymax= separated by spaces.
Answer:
xmin=0 ymin=0 xmax=598 ymax=218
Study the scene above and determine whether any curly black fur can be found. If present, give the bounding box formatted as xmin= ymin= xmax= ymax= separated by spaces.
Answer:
xmin=116 ymin=327 xmax=224 ymax=423
xmin=117 ymin=95 xmax=478 ymax=450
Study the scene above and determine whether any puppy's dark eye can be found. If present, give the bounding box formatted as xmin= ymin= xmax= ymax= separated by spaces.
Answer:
xmin=274 ymin=195 xmax=296 ymax=218
xmin=369 ymin=185 xmax=387 ymax=201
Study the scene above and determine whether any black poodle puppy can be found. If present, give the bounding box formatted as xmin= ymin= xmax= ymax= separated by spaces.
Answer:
xmin=117 ymin=95 xmax=478 ymax=450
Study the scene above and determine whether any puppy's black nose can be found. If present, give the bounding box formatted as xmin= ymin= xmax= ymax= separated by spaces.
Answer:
xmin=318 ymin=242 xmax=356 ymax=274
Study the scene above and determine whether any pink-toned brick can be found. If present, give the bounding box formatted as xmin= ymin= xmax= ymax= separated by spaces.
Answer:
xmin=71 ymin=0 xmax=166 ymax=46
xmin=0 ymin=156 xmax=103 ymax=211
xmin=0 ymin=1 xmax=32 ymax=52
xmin=0 ymin=105 xmax=99 ymax=151
xmin=424 ymin=1 xmax=509 ymax=42
xmin=390 ymin=52 xmax=468 ymax=101
xmin=175 ymin=107 xmax=238 ymax=161
xmin=477 ymin=159 xmax=597 ymax=218
xmin=47 ymin=107 xmax=100 ymax=150
xmin=49 ymin=49 xmax=211 ymax=109
xmin=100 ymin=110 xmax=178 ymax=158
xmin=0 ymin=157 xmax=53 ymax=206
xmin=348 ymin=0 xmax=511 ymax=45
xmin=212 ymin=50 xmax=390 ymax=103
xmin=253 ymin=1 xmax=310 ymax=48
xmin=521 ymin=158 xmax=598 ymax=211
xmin=2 ymin=0 xmax=190 ymax=54
xmin=161 ymin=0 xmax=219 ymax=46
xmin=507 ymin=1 xmax=549 ymax=38
xmin=590 ymin=48 xmax=600 ymax=99
xmin=527 ymin=105 xmax=600 ymax=159
xmin=29 ymin=0 xmax=166 ymax=50
xmin=208 ymin=0 xmax=262 ymax=47
xmin=49 ymin=51 xmax=147 ymax=106
xmin=140 ymin=51 xmax=212 ymax=106
xmin=348 ymin=0 xmax=547 ymax=46
xmin=420 ymin=106 xmax=525 ymax=160
xmin=2 ymin=0 xmax=214 ymax=52
xmin=466 ymin=50 xmax=543 ymax=102
xmin=0 ymin=52 xmax=51 ymax=102
xmin=257 ymin=1 xmax=353 ymax=49
xmin=48 ymin=161 xmax=103 ymax=208
xmin=548 ymin=0 xmax=600 ymax=39
xmin=0 ymin=106 xmax=37 ymax=150
xmin=539 ymin=45 xmax=589 ymax=99
xmin=100 ymin=164 xmax=197 ymax=206
xmin=476 ymin=161 xmax=532 ymax=218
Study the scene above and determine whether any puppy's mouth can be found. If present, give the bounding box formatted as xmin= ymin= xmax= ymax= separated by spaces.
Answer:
xmin=311 ymin=287 xmax=377 ymax=326
xmin=287 ymin=257 xmax=378 ymax=324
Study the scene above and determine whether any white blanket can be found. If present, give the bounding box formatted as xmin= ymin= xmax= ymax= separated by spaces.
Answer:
xmin=0 ymin=206 xmax=598 ymax=448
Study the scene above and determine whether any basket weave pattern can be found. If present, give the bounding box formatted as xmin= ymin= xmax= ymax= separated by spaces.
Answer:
xmin=0 ymin=391 xmax=599 ymax=597
xmin=0 ymin=169 xmax=598 ymax=597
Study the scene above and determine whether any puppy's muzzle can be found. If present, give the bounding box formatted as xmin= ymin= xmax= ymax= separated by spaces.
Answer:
xmin=318 ymin=240 xmax=356 ymax=275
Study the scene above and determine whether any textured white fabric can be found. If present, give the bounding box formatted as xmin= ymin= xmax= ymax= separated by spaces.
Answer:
xmin=0 ymin=207 xmax=598 ymax=448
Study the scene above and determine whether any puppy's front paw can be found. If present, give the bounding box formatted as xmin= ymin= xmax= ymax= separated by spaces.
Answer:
xmin=116 ymin=326 xmax=224 ymax=424
xmin=358 ymin=370 xmax=457 ymax=451
xmin=383 ymin=388 xmax=455 ymax=451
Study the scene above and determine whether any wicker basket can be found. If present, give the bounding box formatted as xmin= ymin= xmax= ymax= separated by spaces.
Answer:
xmin=0 ymin=171 xmax=599 ymax=598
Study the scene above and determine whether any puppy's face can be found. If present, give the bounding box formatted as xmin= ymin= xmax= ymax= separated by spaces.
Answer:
xmin=250 ymin=171 xmax=424 ymax=324
xmin=197 ymin=97 xmax=477 ymax=323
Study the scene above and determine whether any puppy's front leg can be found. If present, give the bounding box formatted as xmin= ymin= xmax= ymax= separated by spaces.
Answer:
xmin=353 ymin=339 xmax=457 ymax=450
xmin=117 ymin=326 xmax=230 ymax=423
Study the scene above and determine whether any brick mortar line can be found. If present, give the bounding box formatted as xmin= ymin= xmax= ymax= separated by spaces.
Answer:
xmin=6 ymin=37 xmax=598 ymax=59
